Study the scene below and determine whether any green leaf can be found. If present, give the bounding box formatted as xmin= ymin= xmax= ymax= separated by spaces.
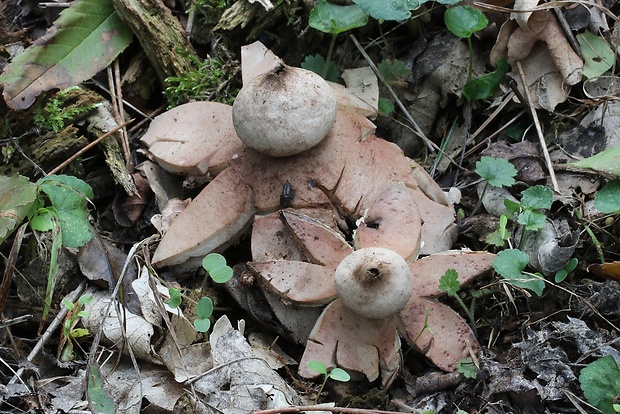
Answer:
xmin=580 ymin=356 xmax=620 ymax=414
xmin=328 ymin=367 xmax=351 ymax=382
xmin=595 ymin=180 xmax=620 ymax=213
xmin=77 ymin=292 xmax=94 ymax=307
xmin=62 ymin=298 xmax=76 ymax=311
xmin=194 ymin=318 xmax=211 ymax=332
xmin=554 ymin=269 xmax=568 ymax=283
xmin=377 ymin=59 xmax=412 ymax=85
xmin=309 ymin=0 xmax=369 ymax=35
xmin=301 ymin=54 xmax=340 ymax=82
xmin=463 ymin=59 xmax=509 ymax=101
xmin=444 ymin=6 xmax=488 ymax=39
xmin=202 ymin=253 xmax=233 ymax=283
xmin=485 ymin=229 xmax=506 ymax=247
xmin=307 ymin=360 xmax=328 ymax=375
xmin=30 ymin=208 xmax=56 ymax=232
xmin=457 ymin=358 xmax=478 ymax=379
xmin=493 ymin=249 xmax=545 ymax=296
xmin=0 ymin=0 xmax=133 ymax=110
xmin=70 ymin=327 xmax=90 ymax=338
xmin=195 ymin=296 xmax=214 ymax=319
xmin=565 ymin=257 xmax=578 ymax=273
xmin=520 ymin=185 xmax=553 ymax=210
xmin=476 ymin=156 xmax=517 ymax=188
xmin=88 ymin=365 xmax=116 ymax=413
xmin=165 ymin=287 xmax=182 ymax=309
xmin=438 ymin=269 xmax=460 ymax=296
xmin=378 ymin=98 xmax=395 ymax=115
xmin=504 ymin=198 xmax=521 ymax=215
xmin=0 ymin=175 xmax=37 ymax=245
xmin=572 ymin=145 xmax=620 ymax=176
xmin=37 ymin=175 xmax=94 ymax=247
xmin=517 ymin=209 xmax=547 ymax=231
xmin=577 ymin=31 xmax=615 ymax=80
xmin=353 ymin=0 xmax=412 ymax=21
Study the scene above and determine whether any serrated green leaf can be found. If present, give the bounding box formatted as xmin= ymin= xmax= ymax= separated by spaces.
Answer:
xmin=457 ymin=358 xmax=478 ymax=379
xmin=485 ymin=229 xmax=507 ymax=247
xmin=493 ymin=249 xmax=545 ymax=296
xmin=194 ymin=318 xmax=211 ymax=332
xmin=0 ymin=0 xmax=133 ymax=110
xmin=520 ymin=185 xmax=553 ymax=210
xmin=580 ymin=356 xmax=620 ymax=414
xmin=577 ymin=31 xmax=615 ymax=80
xmin=307 ymin=360 xmax=328 ymax=375
xmin=353 ymin=0 xmax=411 ymax=21
xmin=572 ymin=145 xmax=620 ymax=176
xmin=444 ymin=6 xmax=488 ymax=39
xmin=202 ymin=253 xmax=233 ymax=283
xmin=377 ymin=59 xmax=412 ymax=85
xmin=0 ymin=175 xmax=37 ymax=245
xmin=476 ymin=156 xmax=517 ymax=188
xmin=301 ymin=54 xmax=340 ymax=82
xmin=196 ymin=296 xmax=213 ymax=319
xmin=517 ymin=209 xmax=547 ymax=231
xmin=595 ymin=180 xmax=620 ymax=213
xmin=329 ymin=367 xmax=351 ymax=382
xmin=309 ymin=0 xmax=369 ymax=35
xmin=438 ymin=268 xmax=460 ymax=296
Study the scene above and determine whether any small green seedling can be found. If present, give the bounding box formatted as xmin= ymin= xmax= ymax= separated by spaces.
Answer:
xmin=457 ymin=357 xmax=478 ymax=379
xmin=554 ymin=257 xmax=578 ymax=283
xmin=202 ymin=252 xmax=233 ymax=283
xmin=60 ymin=293 xmax=93 ymax=361
xmin=164 ymin=287 xmax=182 ymax=309
xmin=579 ymin=356 xmax=620 ymax=414
xmin=444 ymin=6 xmax=488 ymax=82
xmin=463 ymin=59 xmax=509 ymax=102
xmin=474 ymin=156 xmax=517 ymax=215
xmin=307 ymin=360 xmax=350 ymax=402
xmin=493 ymin=249 xmax=545 ymax=296
xmin=438 ymin=269 xmax=477 ymax=335
xmin=194 ymin=296 xmax=214 ymax=332
xmin=308 ymin=0 xmax=368 ymax=79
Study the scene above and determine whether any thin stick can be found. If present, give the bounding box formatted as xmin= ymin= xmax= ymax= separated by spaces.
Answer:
xmin=516 ymin=61 xmax=559 ymax=192
xmin=349 ymin=34 xmax=437 ymax=153
xmin=254 ymin=406 xmax=415 ymax=414
xmin=47 ymin=119 xmax=134 ymax=176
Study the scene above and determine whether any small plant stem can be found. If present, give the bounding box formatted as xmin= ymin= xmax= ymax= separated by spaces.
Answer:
xmin=323 ymin=34 xmax=337 ymax=80
xmin=518 ymin=226 xmax=528 ymax=251
xmin=471 ymin=181 xmax=489 ymax=216
xmin=467 ymin=37 xmax=473 ymax=82
xmin=574 ymin=208 xmax=605 ymax=263
xmin=314 ymin=375 xmax=329 ymax=404
xmin=452 ymin=294 xmax=477 ymax=337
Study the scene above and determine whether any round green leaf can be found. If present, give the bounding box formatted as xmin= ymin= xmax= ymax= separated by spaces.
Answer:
xmin=444 ymin=6 xmax=488 ymax=38
xmin=328 ymin=367 xmax=351 ymax=382
xmin=476 ymin=156 xmax=517 ymax=188
xmin=196 ymin=296 xmax=214 ymax=319
xmin=580 ymin=356 xmax=620 ymax=414
xmin=309 ymin=0 xmax=369 ymax=35
xmin=353 ymin=0 xmax=411 ymax=21
xmin=595 ymin=180 xmax=620 ymax=213
xmin=194 ymin=318 xmax=211 ymax=333
xmin=520 ymin=185 xmax=553 ymax=210
xmin=493 ymin=249 xmax=545 ymax=296
xmin=202 ymin=253 xmax=233 ymax=283
xmin=307 ymin=360 xmax=328 ymax=375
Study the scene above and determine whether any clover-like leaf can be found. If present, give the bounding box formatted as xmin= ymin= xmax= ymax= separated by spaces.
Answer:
xmin=493 ymin=249 xmax=545 ymax=296
xmin=595 ymin=180 xmax=620 ymax=213
xmin=520 ymin=185 xmax=553 ymax=210
xmin=476 ymin=156 xmax=517 ymax=188
xmin=202 ymin=253 xmax=233 ymax=283
xmin=301 ymin=54 xmax=340 ymax=82
xmin=309 ymin=0 xmax=369 ymax=35
xmin=517 ymin=209 xmax=547 ymax=231
xmin=444 ymin=6 xmax=488 ymax=39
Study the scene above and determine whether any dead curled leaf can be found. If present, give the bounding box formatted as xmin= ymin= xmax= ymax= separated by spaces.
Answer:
xmin=491 ymin=11 xmax=583 ymax=109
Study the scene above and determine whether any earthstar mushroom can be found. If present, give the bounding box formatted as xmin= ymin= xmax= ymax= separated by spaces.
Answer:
xmin=334 ymin=247 xmax=413 ymax=320
xmin=232 ymin=63 xmax=338 ymax=157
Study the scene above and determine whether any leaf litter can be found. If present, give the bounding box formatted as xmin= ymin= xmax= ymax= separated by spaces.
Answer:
xmin=1 ymin=0 xmax=620 ymax=413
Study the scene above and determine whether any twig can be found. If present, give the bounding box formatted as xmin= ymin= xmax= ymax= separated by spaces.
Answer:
xmin=47 ymin=118 xmax=134 ymax=176
xmin=9 ymin=281 xmax=87 ymax=384
xmin=349 ymin=34 xmax=437 ymax=153
xmin=515 ymin=61 xmax=559 ymax=192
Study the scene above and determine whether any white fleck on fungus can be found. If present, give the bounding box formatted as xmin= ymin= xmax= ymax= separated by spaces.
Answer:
xmin=334 ymin=247 xmax=412 ymax=319
xmin=232 ymin=63 xmax=337 ymax=157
